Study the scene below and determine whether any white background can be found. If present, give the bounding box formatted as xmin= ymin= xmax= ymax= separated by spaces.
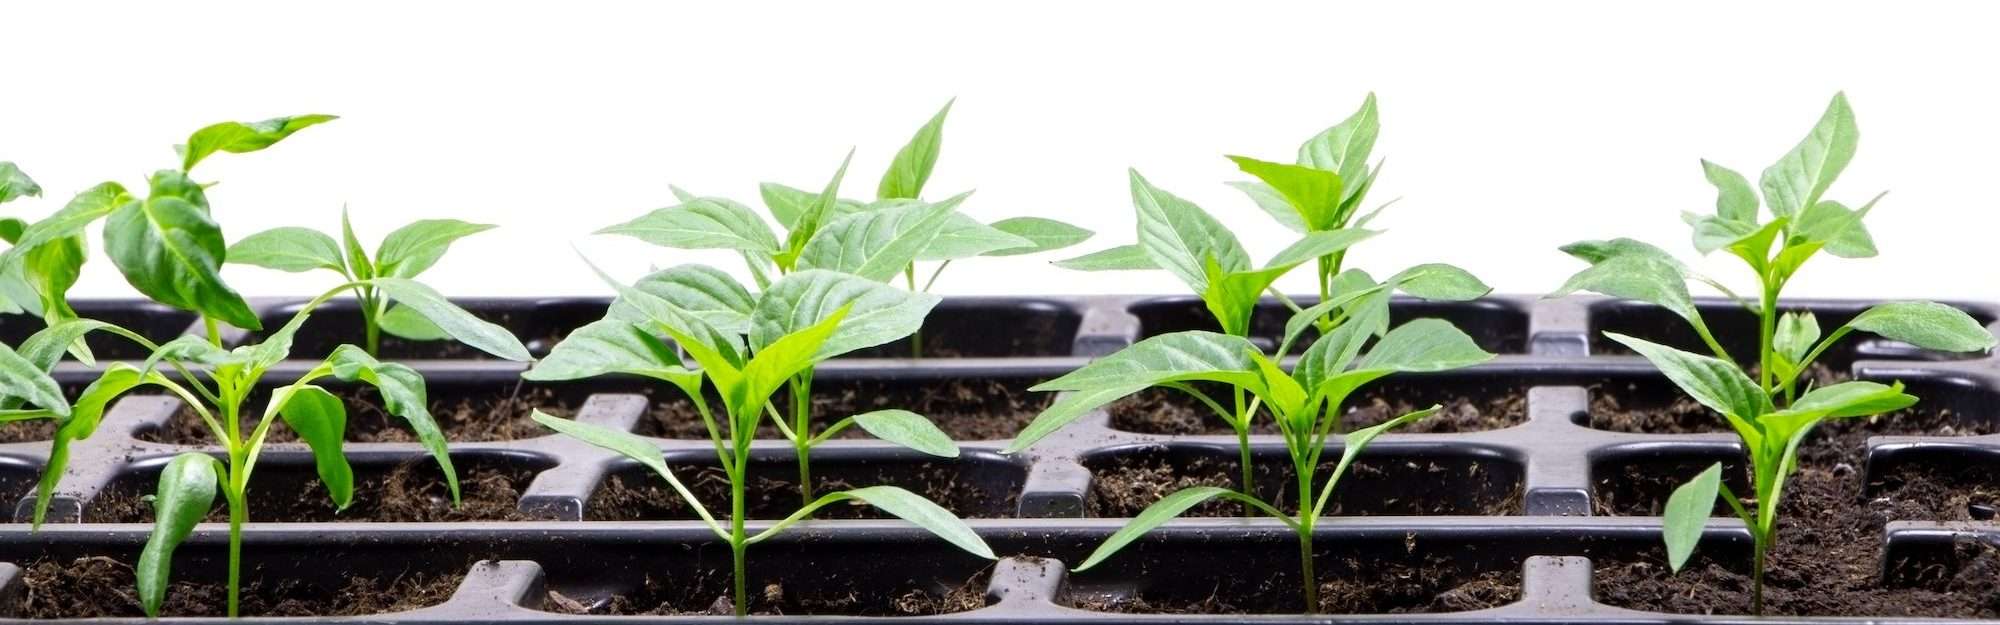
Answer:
xmin=4 ymin=2 xmax=1996 ymax=301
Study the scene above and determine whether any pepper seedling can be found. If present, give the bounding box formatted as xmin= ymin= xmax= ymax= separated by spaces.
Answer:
xmin=0 ymin=279 xmax=530 ymax=617
xmin=526 ymin=264 xmax=992 ymax=616
xmin=1006 ymin=299 xmax=1493 ymax=612
xmin=227 ymin=209 xmax=497 ymax=356
xmin=527 ymin=262 xmax=959 ymax=506
xmin=0 ymin=160 xmax=88 ymax=358
xmin=1550 ymin=92 xmax=1998 ymax=614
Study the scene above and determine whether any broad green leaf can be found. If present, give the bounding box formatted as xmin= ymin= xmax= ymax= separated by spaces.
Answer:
xmin=1685 ymin=213 xmax=1761 ymax=256
xmin=826 ymin=486 xmax=994 ymax=559
xmin=760 ymin=182 xmax=866 ymax=230
xmin=778 ymin=152 xmax=856 ymax=267
xmin=919 ymin=212 xmax=1034 ymax=261
xmin=853 ymin=409 xmax=958 ymax=457
xmin=986 ymin=217 xmax=1094 ymax=256
xmin=377 ymin=303 xmax=450 ymax=341
xmin=1131 ymin=168 xmax=1249 ymax=292
xmin=1356 ymin=319 xmax=1496 ymax=373
xmin=22 ymin=234 xmax=84 ymax=327
xmin=878 ymin=100 xmax=953 ymax=200
xmin=669 ymin=185 xmax=699 ymax=202
xmin=145 ymin=170 xmax=209 ymax=211
xmin=1228 ymin=155 xmax=1343 ymax=231
xmin=327 ymin=346 xmax=458 ymax=502
xmin=227 ymin=226 xmax=346 ymax=273
xmin=274 ymin=385 xmax=353 ymax=509
xmin=1663 ymin=463 xmax=1722 ymax=572
xmin=1727 ymin=219 xmax=1789 ymax=271
xmin=798 ymin=193 xmax=967 ymax=279
xmin=1297 ymin=92 xmax=1380 ymax=196
xmin=1784 ymin=380 xmax=1916 ymax=420
xmin=734 ymin=306 xmax=847 ymax=418
xmin=1848 ymin=301 xmax=1996 ymax=352
xmin=1604 ymin=332 xmax=1769 ymax=419
xmin=1252 ymin=351 xmax=1307 ymax=418
xmin=589 ymin=260 xmax=745 ymax=367
xmin=1010 ymin=331 xmax=1261 ymax=453
xmin=614 ymin=264 xmax=757 ymax=334
xmin=1227 ymin=180 xmax=1307 ymax=234
xmin=3 ymin=183 xmax=129 ymax=257
xmin=137 ymin=453 xmax=222 ymax=618
xmin=1074 ymin=486 xmax=1236 ymax=571
xmin=1793 ymin=197 xmax=1878 ymax=259
xmin=1558 ymin=237 xmax=1685 ymax=269
xmin=1294 ymin=291 xmax=1392 ymax=391
xmin=375 ymin=219 xmax=496 ymax=278
xmin=749 ymin=270 xmax=940 ymax=360
xmin=0 ymin=343 xmax=66 ymax=414
xmin=1264 ymin=228 xmax=1376 ymax=269
xmin=104 ymin=194 xmax=260 ymax=329
xmin=1551 ymin=254 xmax=1700 ymax=327
xmin=18 ymin=318 xmax=118 ymax=372
xmin=1202 ymin=257 xmax=1289 ymax=337
xmin=0 ymin=162 xmax=40 ymax=204
xmin=1391 ymin=263 xmax=1491 ymax=301
xmin=368 ymin=278 xmax=532 ymax=361
xmin=1773 ymin=311 xmax=1819 ymax=364
xmin=180 ymin=114 xmax=337 ymax=171
xmin=34 ymin=365 xmax=155 ymax=526
xmin=597 ymin=198 xmax=779 ymax=253
xmin=1053 ymin=244 xmax=1155 ymax=271
xmin=524 ymin=318 xmax=693 ymax=383
xmin=1700 ymin=160 xmax=1758 ymax=222
xmin=1759 ymin=93 xmax=1857 ymax=219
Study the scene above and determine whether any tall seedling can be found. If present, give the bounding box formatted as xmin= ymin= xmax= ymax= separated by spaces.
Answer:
xmin=1550 ymin=93 xmax=1996 ymax=614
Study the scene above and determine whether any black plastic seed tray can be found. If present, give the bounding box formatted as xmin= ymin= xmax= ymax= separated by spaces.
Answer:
xmin=0 ymin=294 xmax=1995 ymax=622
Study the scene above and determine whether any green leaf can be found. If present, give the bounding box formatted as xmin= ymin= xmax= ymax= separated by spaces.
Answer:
xmin=1264 ymin=228 xmax=1377 ymax=269
xmin=367 ymin=278 xmax=531 ymax=361
xmin=34 ymin=365 xmax=156 ymax=526
xmin=760 ymin=182 xmax=866 ymax=230
xmin=274 ymin=385 xmax=352 ymax=509
xmin=22 ymin=234 xmax=85 ymax=328
xmin=1010 ymin=331 xmax=1261 ymax=453
xmin=985 ymin=217 xmax=1094 ymax=256
xmin=327 ymin=346 xmax=459 ymax=502
xmin=104 ymin=194 xmax=260 ymax=329
xmin=1294 ymin=293 xmax=1392 ymax=392
xmin=920 ymin=212 xmax=1035 ymax=261
xmin=852 ymin=409 xmax=958 ymax=457
xmin=0 ymin=162 xmax=41 ymax=204
xmin=1759 ymin=93 xmax=1858 ymax=220
xmin=227 ymin=226 xmax=346 ymax=273
xmin=137 ymin=453 xmax=222 ymax=618
xmin=1794 ymin=197 xmax=1878 ymax=259
xmin=798 ymin=193 xmax=967 ymax=279
xmin=749 ymin=270 xmax=940 ymax=360
xmin=597 ymin=197 xmax=780 ymax=253
xmin=829 ymin=486 xmax=994 ymax=559
xmin=1558 ymin=237 xmax=1684 ymax=268
xmin=1390 ymin=263 xmax=1491 ymax=301
xmin=1604 ymin=332 xmax=1769 ymax=419
xmin=1700 ymin=160 xmax=1758 ymax=222
xmin=340 ymin=208 xmax=372 ymax=280
xmin=1227 ymin=155 xmax=1343 ymax=231
xmin=4 ymin=183 xmax=129 ymax=258
xmin=1551 ymin=253 xmax=1700 ymax=327
xmin=180 ymin=114 xmax=337 ymax=171
xmin=377 ymin=303 xmax=449 ymax=341
xmin=1297 ymin=92 xmax=1380 ymax=197
xmin=1252 ymin=351 xmax=1307 ymax=418
xmin=1784 ymin=380 xmax=1916 ymax=420
xmin=1685 ymin=213 xmax=1761 ymax=256
xmin=590 ymin=261 xmax=745 ymax=368
xmin=1356 ymin=319 xmax=1496 ymax=373
xmin=878 ymin=100 xmax=953 ymax=200
xmin=1773 ymin=311 xmax=1819 ymax=365
xmin=375 ymin=219 xmax=496 ymax=278
xmin=1662 ymin=463 xmax=1722 ymax=572
xmin=0 ymin=342 xmax=66 ymax=414
xmin=612 ymin=264 xmax=757 ymax=334
xmin=778 ymin=152 xmax=857 ymax=267
xmin=524 ymin=318 xmax=692 ymax=382
xmin=1130 ymin=168 xmax=1249 ymax=292
xmin=531 ymin=409 xmax=720 ymax=530
xmin=734 ymin=305 xmax=847 ymax=418
xmin=1074 ymin=486 xmax=1236 ymax=571
xmin=145 ymin=169 xmax=209 ymax=211
xmin=1848 ymin=301 xmax=1996 ymax=352
xmin=1201 ymin=259 xmax=1288 ymax=337
xmin=1052 ymin=244 xmax=1155 ymax=271
xmin=1227 ymin=180 xmax=1307 ymax=234
xmin=1310 ymin=405 xmax=1438 ymax=517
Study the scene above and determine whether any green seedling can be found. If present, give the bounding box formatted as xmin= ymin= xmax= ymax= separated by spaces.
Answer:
xmin=0 ymin=280 xmax=530 ymax=617
xmin=1550 ymin=92 xmax=1997 ymax=614
xmin=527 ymin=262 xmax=958 ymax=506
xmin=227 ymin=209 xmax=496 ymax=356
xmin=1006 ymin=299 xmax=1493 ymax=612
xmin=526 ymin=265 xmax=992 ymax=616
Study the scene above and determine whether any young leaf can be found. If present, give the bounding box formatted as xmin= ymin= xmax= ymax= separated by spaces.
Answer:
xmin=1793 ymin=197 xmax=1879 ymax=259
xmin=227 ymin=226 xmax=346 ymax=273
xmin=760 ymin=182 xmax=866 ymax=230
xmin=367 ymin=278 xmax=532 ymax=361
xmin=797 ymin=193 xmax=967 ymax=280
xmin=1354 ymin=319 xmax=1496 ymax=373
xmin=1662 ymin=463 xmax=1723 ymax=572
xmin=919 ymin=212 xmax=1035 ymax=261
xmin=778 ymin=152 xmax=856 ymax=267
xmin=852 ymin=409 xmax=958 ymax=457
xmin=1009 ymin=331 xmax=1261 ymax=453
xmin=1227 ymin=155 xmax=1343 ymax=231
xmin=327 ymin=346 xmax=459 ymax=502
xmin=1391 ymin=263 xmax=1492 ymax=301
xmin=1784 ymin=380 xmax=1917 ymax=420
xmin=274 ymin=385 xmax=353 ymax=509
xmin=136 ymin=453 xmax=222 ymax=618
xmin=1604 ymin=332 xmax=1770 ymax=419
xmin=377 ymin=304 xmax=450 ymax=341
xmin=1227 ymin=180 xmax=1307 ymax=234
xmin=749 ymin=270 xmax=940 ymax=360
xmin=1052 ymin=244 xmax=1155 ymax=271
xmin=1559 ymin=237 xmax=1685 ymax=268
xmin=818 ymin=486 xmax=994 ymax=559
xmin=0 ymin=342 xmax=67 ymax=414
xmin=0 ymin=162 xmax=41 ymax=204
xmin=985 ymin=217 xmax=1093 ymax=256
xmin=1131 ymin=168 xmax=1250 ymax=292
xmin=375 ymin=219 xmax=496 ymax=278
xmin=1264 ymin=228 xmax=1377 ymax=269
xmin=1772 ymin=311 xmax=1819 ymax=364
xmin=340 ymin=208 xmax=372 ymax=280
xmin=1700 ymin=160 xmax=1758 ymax=222
xmin=878 ymin=100 xmax=953 ymax=200
xmin=1073 ymin=486 xmax=1237 ymax=571
xmin=597 ymin=197 xmax=780 ymax=254
xmin=1297 ymin=92 xmax=1380 ymax=194
xmin=180 ymin=114 xmax=337 ymax=172
xmin=104 ymin=194 xmax=261 ymax=330
xmin=532 ymin=409 xmax=721 ymax=530
xmin=1848 ymin=301 xmax=1996 ymax=353
xmin=734 ymin=306 xmax=847 ymax=418
xmin=1759 ymin=93 xmax=1857 ymax=220
xmin=616 ymin=264 xmax=757 ymax=334
xmin=1202 ymin=258 xmax=1288 ymax=337
xmin=524 ymin=318 xmax=692 ymax=383
xmin=1551 ymin=253 xmax=1701 ymax=327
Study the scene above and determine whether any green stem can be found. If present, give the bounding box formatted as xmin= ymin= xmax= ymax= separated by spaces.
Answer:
xmin=792 ymin=376 xmax=814 ymax=504
xmin=203 ymin=316 xmax=222 ymax=348
xmin=226 ymin=490 xmax=244 ymax=617
xmin=731 ymin=463 xmax=749 ymax=617
xmin=1751 ymin=529 xmax=1767 ymax=615
xmin=1234 ymin=386 xmax=1254 ymax=517
xmin=1758 ymin=281 xmax=1778 ymax=394
xmin=1298 ymin=452 xmax=1317 ymax=613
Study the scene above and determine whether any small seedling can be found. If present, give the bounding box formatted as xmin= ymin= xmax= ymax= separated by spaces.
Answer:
xmin=526 ymin=265 xmax=992 ymax=616
xmin=228 ymin=209 xmax=497 ymax=356
xmin=1550 ymin=92 xmax=1997 ymax=614
xmin=1006 ymin=300 xmax=1494 ymax=612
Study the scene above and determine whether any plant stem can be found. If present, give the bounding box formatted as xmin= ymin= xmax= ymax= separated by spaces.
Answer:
xmin=731 ymin=464 xmax=749 ymax=617
xmin=1297 ymin=455 xmax=1318 ymax=613
xmin=1758 ymin=281 xmax=1778 ymax=394
xmin=224 ymin=483 xmax=246 ymax=618
xmin=203 ymin=316 xmax=222 ymax=348
xmin=1751 ymin=530 xmax=1767 ymax=615
xmin=791 ymin=376 xmax=814 ymax=504
xmin=1234 ymin=386 xmax=1254 ymax=516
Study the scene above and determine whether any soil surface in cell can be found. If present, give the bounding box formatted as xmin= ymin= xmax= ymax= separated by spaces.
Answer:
xmin=11 ymin=555 xmax=461 ymax=618
xmin=139 ymin=386 xmax=567 ymax=444
xmin=1109 ymin=385 xmax=1526 ymax=435
xmin=89 ymin=458 xmax=544 ymax=522
xmin=0 ymin=419 xmax=53 ymax=443
xmin=542 ymin=567 xmax=989 ymax=616
xmin=1073 ymin=554 xmax=1519 ymax=614
xmin=1585 ymin=366 xmax=1986 ymax=436
xmin=1087 ymin=454 xmax=1522 ymax=518
xmin=586 ymin=461 xmax=1017 ymax=520
xmin=636 ymin=378 xmax=1046 ymax=442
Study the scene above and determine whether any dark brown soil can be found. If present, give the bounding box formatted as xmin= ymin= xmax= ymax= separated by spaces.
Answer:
xmin=1109 ymin=384 xmax=1525 ymax=435
xmin=88 ymin=457 xmax=546 ymax=522
xmin=636 ymin=378 xmax=1046 ymax=442
xmin=1581 ymin=366 xmax=1967 ymax=435
xmin=137 ymin=386 xmax=568 ymax=445
xmin=541 ymin=567 xmax=989 ymax=616
xmin=1087 ymin=453 xmax=1522 ymax=517
xmin=585 ymin=461 xmax=1019 ymax=521
xmin=1071 ymin=555 xmax=1519 ymax=614
xmin=12 ymin=555 xmax=461 ymax=618
xmin=0 ymin=419 xmax=54 ymax=443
